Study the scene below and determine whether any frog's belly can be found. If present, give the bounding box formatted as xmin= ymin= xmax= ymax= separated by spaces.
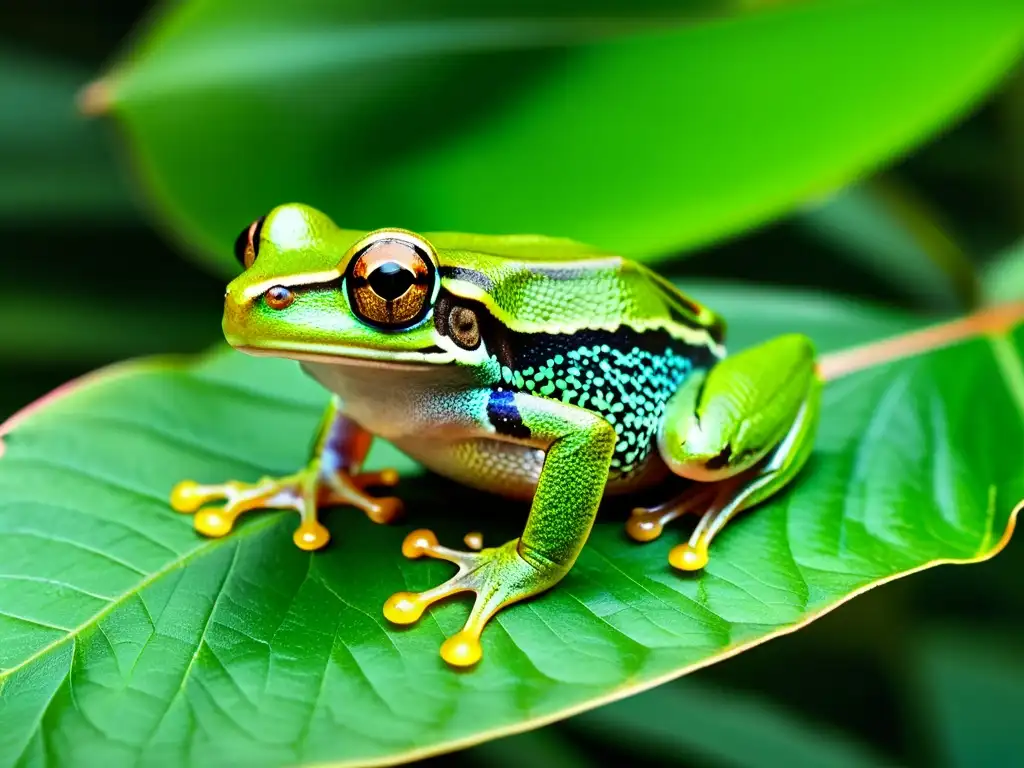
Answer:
xmin=301 ymin=360 xmax=670 ymax=500
xmin=391 ymin=435 xmax=669 ymax=501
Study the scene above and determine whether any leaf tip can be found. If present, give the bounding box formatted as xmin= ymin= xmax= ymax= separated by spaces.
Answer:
xmin=77 ymin=79 xmax=113 ymax=117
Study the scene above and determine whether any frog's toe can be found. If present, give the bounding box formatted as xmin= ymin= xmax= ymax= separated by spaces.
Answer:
xmin=441 ymin=631 xmax=483 ymax=667
xmin=625 ymin=485 xmax=716 ymax=544
xmin=624 ymin=507 xmax=667 ymax=542
xmin=351 ymin=468 xmax=400 ymax=489
xmin=171 ymin=479 xmax=256 ymax=538
xmin=293 ymin=519 xmax=331 ymax=550
xmin=625 ymin=483 xmax=737 ymax=573
xmin=638 ymin=475 xmax=755 ymax=573
xmin=384 ymin=529 xmax=556 ymax=668
xmin=170 ymin=479 xmax=229 ymax=514
xmin=193 ymin=507 xmax=237 ymax=538
xmin=668 ymin=542 xmax=710 ymax=571
xmin=322 ymin=469 xmax=404 ymax=525
xmin=170 ymin=463 xmax=408 ymax=550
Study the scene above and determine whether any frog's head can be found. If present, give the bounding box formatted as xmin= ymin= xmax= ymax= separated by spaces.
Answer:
xmin=223 ymin=203 xmax=488 ymax=368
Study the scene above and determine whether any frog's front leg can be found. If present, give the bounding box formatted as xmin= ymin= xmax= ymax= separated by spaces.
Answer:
xmin=383 ymin=393 xmax=616 ymax=667
xmin=628 ymin=334 xmax=821 ymax=571
xmin=170 ymin=397 xmax=402 ymax=550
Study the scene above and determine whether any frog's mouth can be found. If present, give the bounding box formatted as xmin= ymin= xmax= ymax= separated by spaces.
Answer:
xmin=232 ymin=340 xmax=454 ymax=369
xmin=222 ymin=290 xmax=456 ymax=367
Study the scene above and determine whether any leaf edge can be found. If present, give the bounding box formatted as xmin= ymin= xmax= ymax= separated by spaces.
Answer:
xmin=307 ymin=504 xmax=1020 ymax=768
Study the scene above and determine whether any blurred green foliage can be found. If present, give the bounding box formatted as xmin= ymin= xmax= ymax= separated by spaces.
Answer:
xmin=2 ymin=0 xmax=1024 ymax=766
xmin=98 ymin=0 xmax=1022 ymax=270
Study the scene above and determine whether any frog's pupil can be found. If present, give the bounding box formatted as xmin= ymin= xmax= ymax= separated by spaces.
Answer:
xmin=369 ymin=262 xmax=414 ymax=300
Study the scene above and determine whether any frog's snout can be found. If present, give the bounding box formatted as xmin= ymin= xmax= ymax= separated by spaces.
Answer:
xmin=221 ymin=288 xmax=252 ymax=347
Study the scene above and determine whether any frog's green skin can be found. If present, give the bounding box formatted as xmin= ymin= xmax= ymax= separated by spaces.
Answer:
xmin=171 ymin=203 xmax=821 ymax=668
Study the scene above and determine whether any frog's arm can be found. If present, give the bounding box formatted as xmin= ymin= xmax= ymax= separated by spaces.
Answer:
xmin=384 ymin=393 xmax=616 ymax=667
xmin=170 ymin=397 xmax=402 ymax=549
xmin=630 ymin=334 xmax=821 ymax=570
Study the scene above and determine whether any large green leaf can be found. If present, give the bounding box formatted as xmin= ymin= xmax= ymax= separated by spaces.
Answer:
xmin=796 ymin=178 xmax=979 ymax=313
xmin=0 ymin=283 xmax=1020 ymax=767
xmin=94 ymin=0 xmax=1024 ymax=274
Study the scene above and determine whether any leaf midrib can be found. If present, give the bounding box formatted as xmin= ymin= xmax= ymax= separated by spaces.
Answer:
xmin=135 ymin=542 xmax=242 ymax=753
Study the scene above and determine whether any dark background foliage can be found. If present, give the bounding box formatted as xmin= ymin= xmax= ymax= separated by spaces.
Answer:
xmin=2 ymin=1 xmax=1022 ymax=766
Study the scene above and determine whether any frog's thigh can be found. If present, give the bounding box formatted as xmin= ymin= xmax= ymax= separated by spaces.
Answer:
xmin=659 ymin=333 xmax=818 ymax=480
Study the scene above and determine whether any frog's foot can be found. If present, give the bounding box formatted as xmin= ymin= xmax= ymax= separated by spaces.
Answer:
xmin=383 ymin=530 xmax=563 ymax=668
xmin=170 ymin=464 xmax=402 ymax=551
xmin=625 ymin=479 xmax=745 ymax=572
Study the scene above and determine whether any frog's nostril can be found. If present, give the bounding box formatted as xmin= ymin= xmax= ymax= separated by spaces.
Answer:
xmin=265 ymin=286 xmax=295 ymax=310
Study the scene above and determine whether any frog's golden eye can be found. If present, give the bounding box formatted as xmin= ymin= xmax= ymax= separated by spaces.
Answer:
xmin=346 ymin=237 xmax=435 ymax=328
xmin=233 ymin=216 xmax=266 ymax=270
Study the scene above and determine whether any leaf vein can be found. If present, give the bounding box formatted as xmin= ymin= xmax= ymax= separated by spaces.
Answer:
xmin=0 ymin=515 xmax=282 ymax=684
xmin=138 ymin=542 xmax=241 ymax=753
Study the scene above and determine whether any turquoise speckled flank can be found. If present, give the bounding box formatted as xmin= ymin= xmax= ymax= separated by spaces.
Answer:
xmin=493 ymin=327 xmax=711 ymax=476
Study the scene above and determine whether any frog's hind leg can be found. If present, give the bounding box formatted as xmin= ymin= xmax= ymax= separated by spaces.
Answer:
xmin=170 ymin=398 xmax=402 ymax=550
xmin=665 ymin=390 xmax=819 ymax=570
xmin=643 ymin=334 xmax=822 ymax=572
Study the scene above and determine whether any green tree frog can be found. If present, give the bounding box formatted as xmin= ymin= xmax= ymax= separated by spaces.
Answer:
xmin=171 ymin=204 xmax=821 ymax=667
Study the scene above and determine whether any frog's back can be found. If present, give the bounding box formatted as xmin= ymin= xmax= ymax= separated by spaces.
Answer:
xmin=430 ymin=232 xmax=726 ymax=348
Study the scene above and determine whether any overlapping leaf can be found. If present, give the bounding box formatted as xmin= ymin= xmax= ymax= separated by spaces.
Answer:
xmin=0 ymin=283 xmax=1019 ymax=766
xmin=94 ymin=0 xmax=1024 ymax=272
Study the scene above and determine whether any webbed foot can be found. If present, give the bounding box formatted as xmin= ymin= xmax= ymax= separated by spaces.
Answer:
xmin=170 ymin=463 xmax=402 ymax=550
xmin=383 ymin=529 xmax=564 ymax=667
